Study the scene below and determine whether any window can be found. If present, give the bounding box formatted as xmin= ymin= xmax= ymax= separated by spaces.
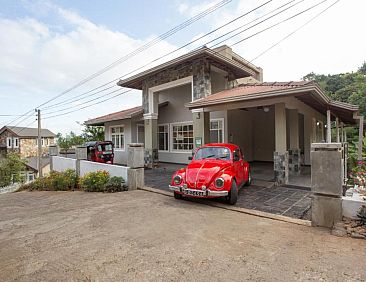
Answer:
xmin=171 ymin=123 xmax=193 ymax=151
xmin=7 ymin=137 xmax=12 ymax=148
xmin=137 ymin=124 xmax=145 ymax=144
xmin=210 ymin=119 xmax=224 ymax=143
xmin=158 ymin=125 xmax=169 ymax=151
xmin=41 ymin=138 xmax=44 ymax=147
xmin=111 ymin=126 xmax=125 ymax=150
xmin=13 ymin=138 xmax=19 ymax=148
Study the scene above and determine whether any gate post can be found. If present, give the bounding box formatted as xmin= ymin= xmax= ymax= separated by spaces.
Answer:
xmin=127 ymin=143 xmax=144 ymax=190
xmin=49 ymin=145 xmax=59 ymax=172
xmin=75 ymin=146 xmax=87 ymax=177
xmin=311 ymin=143 xmax=343 ymax=228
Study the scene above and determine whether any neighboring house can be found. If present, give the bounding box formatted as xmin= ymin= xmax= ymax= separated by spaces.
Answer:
xmin=23 ymin=156 xmax=51 ymax=182
xmin=85 ymin=45 xmax=361 ymax=185
xmin=0 ymin=126 xmax=56 ymax=158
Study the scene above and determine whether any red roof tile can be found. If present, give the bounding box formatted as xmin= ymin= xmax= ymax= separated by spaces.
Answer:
xmin=85 ymin=106 xmax=143 ymax=126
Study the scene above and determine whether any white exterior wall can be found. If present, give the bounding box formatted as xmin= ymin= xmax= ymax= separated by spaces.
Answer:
xmin=79 ymin=160 xmax=129 ymax=184
xmin=158 ymin=83 xmax=227 ymax=164
xmin=52 ymin=156 xmax=76 ymax=172
xmin=104 ymin=119 xmax=132 ymax=165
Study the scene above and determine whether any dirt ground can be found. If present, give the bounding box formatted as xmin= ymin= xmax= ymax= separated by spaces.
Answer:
xmin=0 ymin=191 xmax=365 ymax=282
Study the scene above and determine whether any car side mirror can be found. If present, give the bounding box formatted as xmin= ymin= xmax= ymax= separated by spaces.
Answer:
xmin=233 ymin=156 xmax=240 ymax=162
xmin=188 ymin=156 xmax=193 ymax=161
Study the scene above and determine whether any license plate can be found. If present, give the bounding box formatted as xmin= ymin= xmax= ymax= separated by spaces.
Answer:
xmin=182 ymin=188 xmax=206 ymax=197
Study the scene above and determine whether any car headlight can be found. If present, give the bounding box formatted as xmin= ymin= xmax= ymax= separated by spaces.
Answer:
xmin=173 ymin=175 xmax=182 ymax=185
xmin=215 ymin=177 xmax=225 ymax=189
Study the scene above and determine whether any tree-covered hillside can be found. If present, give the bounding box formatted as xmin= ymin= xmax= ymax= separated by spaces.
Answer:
xmin=303 ymin=62 xmax=366 ymax=115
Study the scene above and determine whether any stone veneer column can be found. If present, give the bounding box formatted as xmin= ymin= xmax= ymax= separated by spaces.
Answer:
xmin=274 ymin=103 xmax=289 ymax=185
xmin=288 ymin=109 xmax=301 ymax=175
xmin=192 ymin=60 xmax=211 ymax=148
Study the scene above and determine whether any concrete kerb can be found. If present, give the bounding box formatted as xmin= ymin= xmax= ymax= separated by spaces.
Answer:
xmin=139 ymin=186 xmax=311 ymax=227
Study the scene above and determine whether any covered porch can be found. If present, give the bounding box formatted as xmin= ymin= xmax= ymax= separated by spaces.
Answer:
xmin=187 ymin=82 xmax=361 ymax=186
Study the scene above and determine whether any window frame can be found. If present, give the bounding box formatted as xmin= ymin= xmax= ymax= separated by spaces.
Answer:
xmin=210 ymin=118 xmax=225 ymax=143
xmin=7 ymin=137 xmax=12 ymax=148
xmin=158 ymin=123 xmax=170 ymax=152
xmin=170 ymin=121 xmax=194 ymax=153
xmin=13 ymin=137 xmax=19 ymax=148
xmin=110 ymin=125 xmax=125 ymax=151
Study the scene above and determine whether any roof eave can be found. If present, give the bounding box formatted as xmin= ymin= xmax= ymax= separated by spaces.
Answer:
xmin=117 ymin=47 xmax=261 ymax=90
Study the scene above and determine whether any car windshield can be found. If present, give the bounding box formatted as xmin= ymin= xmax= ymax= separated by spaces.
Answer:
xmin=194 ymin=147 xmax=231 ymax=161
xmin=97 ymin=144 xmax=113 ymax=152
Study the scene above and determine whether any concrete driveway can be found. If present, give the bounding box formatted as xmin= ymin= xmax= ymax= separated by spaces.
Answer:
xmin=0 ymin=191 xmax=365 ymax=281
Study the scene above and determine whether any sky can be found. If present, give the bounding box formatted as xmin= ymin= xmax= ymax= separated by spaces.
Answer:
xmin=0 ymin=0 xmax=365 ymax=134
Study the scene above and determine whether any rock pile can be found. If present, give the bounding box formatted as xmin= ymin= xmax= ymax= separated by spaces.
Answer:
xmin=332 ymin=218 xmax=366 ymax=239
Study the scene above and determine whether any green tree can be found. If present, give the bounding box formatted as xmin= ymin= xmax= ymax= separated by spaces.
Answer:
xmin=0 ymin=153 xmax=26 ymax=187
xmin=82 ymin=124 xmax=104 ymax=141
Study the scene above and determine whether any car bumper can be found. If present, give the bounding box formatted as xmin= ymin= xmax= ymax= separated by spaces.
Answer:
xmin=169 ymin=185 xmax=228 ymax=197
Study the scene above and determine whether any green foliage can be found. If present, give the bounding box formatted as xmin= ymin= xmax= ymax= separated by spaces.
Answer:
xmin=302 ymin=63 xmax=366 ymax=116
xmin=19 ymin=169 xmax=77 ymax=191
xmin=105 ymin=176 xmax=127 ymax=193
xmin=79 ymin=170 xmax=110 ymax=192
xmin=56 ymin=124 xmax=105 ymax=150
xmin=79 ymin=171 xmax=126 ymax=192
xmin=82 ymin=124 xmax=105 ymax=142
xmin=0 ymin=153 xmax=26 ymax=187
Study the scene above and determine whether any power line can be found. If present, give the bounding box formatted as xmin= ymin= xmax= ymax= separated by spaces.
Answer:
xmin=203 ymin=0 xmax=305 ymax=49
xmin=251 ymin=0 xmax=341 ymax=62
xmin=43 ymin=0 xmax=332 ymax=120
xmin=40 ymin=0 xmax=273 ymax=112
xmin=4 ymin=0 xmax=231 ymax=128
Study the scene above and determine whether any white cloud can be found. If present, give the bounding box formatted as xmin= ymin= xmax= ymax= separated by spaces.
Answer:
xmin=0 ymin=2 xmax=184 ymax=134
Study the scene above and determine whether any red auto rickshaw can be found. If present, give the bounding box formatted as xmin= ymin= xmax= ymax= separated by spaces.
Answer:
xmin=85 ymin=141 xmax=114 ymax=164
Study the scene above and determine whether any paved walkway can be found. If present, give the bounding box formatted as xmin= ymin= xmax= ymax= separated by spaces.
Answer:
xmin=145 ymin=164 xmax=312 ymax=220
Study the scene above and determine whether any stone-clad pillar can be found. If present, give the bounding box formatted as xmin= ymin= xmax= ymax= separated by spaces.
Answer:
xmin=274 ymin=103 xmax=288 ymax=185
xmin=192 ymin=59 xmax=211 ymax=149
xmin=288 ymin=109 xmax=301 ymax=175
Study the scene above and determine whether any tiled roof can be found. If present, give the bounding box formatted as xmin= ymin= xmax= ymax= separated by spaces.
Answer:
xmin=0 ymin=126 xmax=56 ymax=138
xmin=85 ymin=106 xmax=143 ymax=126
xmin=189 ymin=81 xmax=314 ymax=105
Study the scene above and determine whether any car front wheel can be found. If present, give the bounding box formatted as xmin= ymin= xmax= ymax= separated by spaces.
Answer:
xmin=174 ymin=192 xmax=183 ymax=199
xmin=227 ymin=180 xmax=238 ymax=205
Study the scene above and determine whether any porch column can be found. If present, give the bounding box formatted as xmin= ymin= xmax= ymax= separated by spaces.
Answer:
xmin=143 ymin=85 xmax=159 ymax=168
xmin=304 ymin=115 xmax=312 ymax=165
xmin=326 ymin=109 xmax=331 ymax=143
xmin=357 ymin=116 xmax=364 ymax=163
xmin=336 ymin=117 xmax=340 ymax=143
xmin=274 ymin=103 xmax=288 ymax=185
xmin=144 ymin=116 xmax=158 ymax=168
xmin=192 ymin=109 xmax=210 ymax=149
xmin=340 ymin=122 xmax=344 ymax=142
xmin=288 ymin=109 xmax=300 ymax=174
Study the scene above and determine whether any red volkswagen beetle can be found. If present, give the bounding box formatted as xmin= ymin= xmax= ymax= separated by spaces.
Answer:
xmin=169 ymin=143 xmax=251 ymax=205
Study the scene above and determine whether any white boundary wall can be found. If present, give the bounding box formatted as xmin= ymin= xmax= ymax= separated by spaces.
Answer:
xmin=52 ymin=156 xmax=77 ymax=172
xmin=80 ymin=160 xmax=129 ymax=184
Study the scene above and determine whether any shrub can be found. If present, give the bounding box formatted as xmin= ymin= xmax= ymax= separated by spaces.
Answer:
xmin=105 ymin=176 xmax=127 ymax=193
xmin=19 ymin=169 xmax=77 ymax=191
xmin=79 ymin=171 xmax=110 ymax=192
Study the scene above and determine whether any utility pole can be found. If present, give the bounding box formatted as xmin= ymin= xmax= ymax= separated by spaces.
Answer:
xmin=37 ymin=109 xmax=43 ymax=178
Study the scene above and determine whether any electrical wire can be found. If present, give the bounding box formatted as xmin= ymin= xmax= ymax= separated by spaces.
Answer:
xmin=4 ymin=0 xmax=231 ymax=128
xmin=40 ymin=0 xmax=273 ymax=111
xmin=43 ymin=0 xmax=333 ymax=120
xmin=251 ymin=0 xmax=340 ymax=62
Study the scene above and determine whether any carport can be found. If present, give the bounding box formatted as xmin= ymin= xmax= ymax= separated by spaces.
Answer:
xmin=187 ymin=81 xmax=360 ymax=186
